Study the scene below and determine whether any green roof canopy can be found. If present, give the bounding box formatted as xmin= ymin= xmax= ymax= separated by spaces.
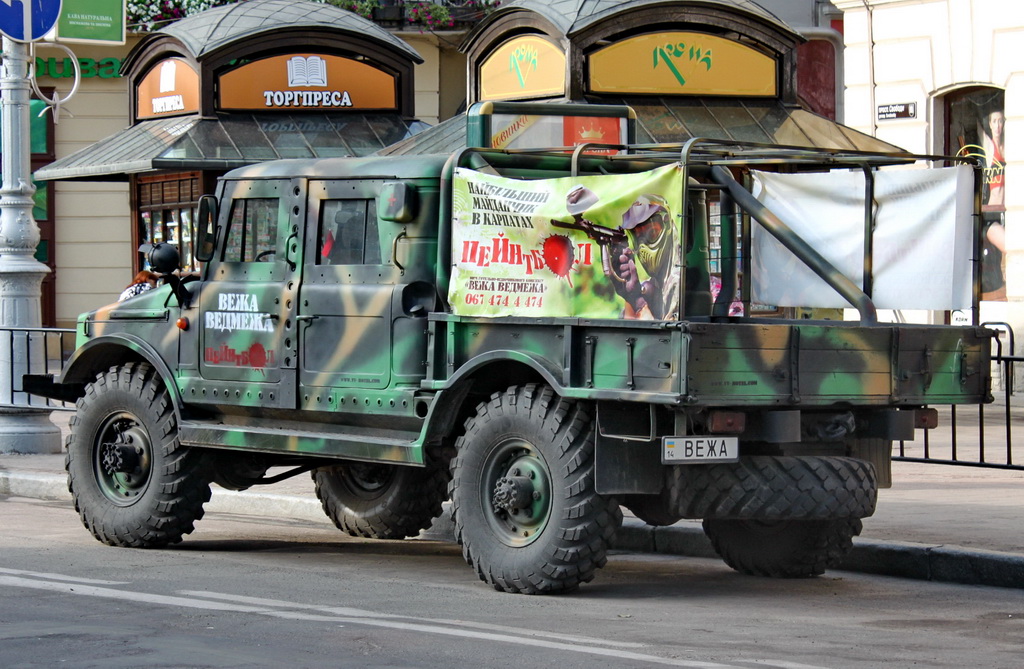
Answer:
xmin=379 ymin=99 xmax=902 ymax=156
xmin=36 ymin=113 xmax=428 ymax=181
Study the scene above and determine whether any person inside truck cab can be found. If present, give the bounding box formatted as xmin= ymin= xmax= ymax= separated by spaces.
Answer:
xmin=320 ymin=200 xmax=378 ymax=266
xmin=118 ymin=270 xmax=159 ymax=302
xmin=321 ymin=204 xmax=360 ymax=265
xmin=610 ymin=194 xmax=679 ymax=321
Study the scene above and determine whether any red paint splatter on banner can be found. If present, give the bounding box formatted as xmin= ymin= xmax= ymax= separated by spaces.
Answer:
xmin=542 ymin=234 xmax=574 ymax=285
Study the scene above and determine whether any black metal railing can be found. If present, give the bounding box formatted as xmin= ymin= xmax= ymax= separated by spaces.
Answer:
xmin=894 ymin=322 xmax=1022 ymax=470
xmin=0 ymin=327 xmax=75 ymax=410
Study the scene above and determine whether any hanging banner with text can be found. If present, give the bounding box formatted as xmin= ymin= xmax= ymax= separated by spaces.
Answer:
xmin=450 ymin=164 xmax=684 ymax=320
xmin=57 ymin=0 xmax=125 ymax=45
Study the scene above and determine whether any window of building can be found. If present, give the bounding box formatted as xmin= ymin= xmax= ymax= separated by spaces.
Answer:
xmin=137 ymin=172 xmax=202 ymax=271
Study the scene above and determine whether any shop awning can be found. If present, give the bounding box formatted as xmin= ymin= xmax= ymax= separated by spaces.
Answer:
xmin=617 ymin=97 xmax=901 ymax=152
xmin=379 ymin=98 xmax=903 ymax=156
xmin=36 ymin=113 xmax=429 ymax=181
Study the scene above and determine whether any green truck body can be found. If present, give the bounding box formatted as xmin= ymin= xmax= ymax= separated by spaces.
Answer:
xmin=30 ymin=136 xmax=993 ymax=594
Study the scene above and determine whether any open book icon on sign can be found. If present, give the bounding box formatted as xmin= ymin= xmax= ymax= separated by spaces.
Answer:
xmin=287 ymin=56 xmax=328 ymax=87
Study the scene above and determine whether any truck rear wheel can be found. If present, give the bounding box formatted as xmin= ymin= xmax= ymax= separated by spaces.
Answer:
xmin=66 ymin=362 xmax=211 ymax=548
xmin=702 ymin=517 xmax=863 ymax=577
xmin=450 ymin=384 xmax=621 ymax=594
xmin=312 ymin=462 xmax=448 ymax=539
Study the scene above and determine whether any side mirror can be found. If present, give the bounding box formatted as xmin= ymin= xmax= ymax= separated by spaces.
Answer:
xmin=378 ymin=182 xmax=418 ymax=223
xmin=195 ymin=194 xmax=219 ymax=262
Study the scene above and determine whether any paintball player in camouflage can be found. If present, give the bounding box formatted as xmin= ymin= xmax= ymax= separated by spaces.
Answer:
xmin=554 ymin=188 xmax=679 ymax=320
xmin=611 ymin=194 xmax=679 ymax=320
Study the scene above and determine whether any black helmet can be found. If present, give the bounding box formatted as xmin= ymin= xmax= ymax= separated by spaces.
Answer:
xmin=139 ymin=242 xmax=180 ymax=274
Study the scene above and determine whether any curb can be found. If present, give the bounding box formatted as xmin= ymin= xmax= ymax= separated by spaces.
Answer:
xmin=0 ymin=471 xmax=70 ymax=502
xmin=3 ymin=469 xmax=1022 ymax=590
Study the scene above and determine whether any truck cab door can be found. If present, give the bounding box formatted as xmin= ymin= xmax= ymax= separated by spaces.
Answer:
xmin=196 ymin=178 xmax=303 ymax=408
xmin=298 ymin=180 xmax=394 ymax=405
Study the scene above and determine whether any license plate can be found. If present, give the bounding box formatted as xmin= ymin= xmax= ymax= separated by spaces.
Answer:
xmin=662 ymin=436 xmax=739 ymax=463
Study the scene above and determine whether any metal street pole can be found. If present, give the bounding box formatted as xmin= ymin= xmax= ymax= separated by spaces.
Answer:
xmin=0 ymin=36 xmax=60 ymax=453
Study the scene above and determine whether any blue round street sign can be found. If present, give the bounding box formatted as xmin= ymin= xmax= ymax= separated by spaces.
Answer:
xmin=0 ymin=0 xmax=63 ymax=43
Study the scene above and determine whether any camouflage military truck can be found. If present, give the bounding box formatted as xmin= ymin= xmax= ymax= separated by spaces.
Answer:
xmin=27 ymin=136 xmax=992 ymax=594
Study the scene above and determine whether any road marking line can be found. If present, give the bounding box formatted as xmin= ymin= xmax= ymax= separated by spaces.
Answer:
xmin=0 ymin=567 xmax=128 ymax=585
xmin=748 ymin=662 xmax=836 ymax=669
xmin=3 ymin=572 xmax=731 ymax=667
xmin=3 ymin=570 xmax=830 ymax=669
xmin=0 ymin=576 xmax=276 ymax=614
xmin=179 ymin=589 xmax=648 ymax=649
xmin=321 ymin=615 xmax=741 ymax=668
xmin=179 ymin=591 xmax=404 ymax=620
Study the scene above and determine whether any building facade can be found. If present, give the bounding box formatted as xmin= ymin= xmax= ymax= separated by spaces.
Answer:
xmin=35 ymin=0 xmax=849 ymax=328
xmin=34 ymin=4 xmax=467 ymax=328
xmin=835 ymin=0 xmax=1020 ymax=333
xmin=31 ymin=38 xmax=139 ymax=326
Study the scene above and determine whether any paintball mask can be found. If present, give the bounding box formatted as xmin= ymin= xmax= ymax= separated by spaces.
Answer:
xmin=621 ymin=194 xmax=674 ymax=278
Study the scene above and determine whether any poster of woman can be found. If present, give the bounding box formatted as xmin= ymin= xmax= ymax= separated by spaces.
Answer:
xmin=952 ymin=88 xmax=1006 ymax=301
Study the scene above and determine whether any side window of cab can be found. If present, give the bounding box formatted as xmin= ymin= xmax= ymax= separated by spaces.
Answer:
xmin=317 ymin=199 xmax=380 ymax=266
xmin=223 ymin=197 xmax=281 ymax=263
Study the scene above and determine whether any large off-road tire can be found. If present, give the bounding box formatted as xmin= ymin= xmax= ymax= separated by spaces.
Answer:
xmin=66 ymin=362 xmax=211 ymax=548
xmin=312 ymin=462 xmax=448 ymax=539
xmin=702 ymin=517 xmax=863 ymax=578
xmin=450 ymin=384 xmax=622 ymax=595
xmin=669 ymin=455 xmax=877 ymax=520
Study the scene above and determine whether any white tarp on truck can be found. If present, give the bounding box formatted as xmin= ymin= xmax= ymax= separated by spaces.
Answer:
xmin=751 ymin=165 xmax=974 ymax=310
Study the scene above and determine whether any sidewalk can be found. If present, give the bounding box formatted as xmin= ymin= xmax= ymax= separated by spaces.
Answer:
xmin=2 ymin=411 xmax=1023 ymax=589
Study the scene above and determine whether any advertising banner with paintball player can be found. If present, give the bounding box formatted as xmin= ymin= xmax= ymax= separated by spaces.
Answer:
xmin=450 ymin=164 xmax=684 ymax=319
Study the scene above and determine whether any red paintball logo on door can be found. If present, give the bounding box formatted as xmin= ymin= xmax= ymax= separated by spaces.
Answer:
xmin=204 ymin=343 xmax=276 ymax=368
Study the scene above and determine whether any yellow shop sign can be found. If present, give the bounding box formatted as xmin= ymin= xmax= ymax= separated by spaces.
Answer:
xmin=589 ymin=32 xmax=777 ymax=97
xmin=479 ymin=35 xmax=566 ymax=101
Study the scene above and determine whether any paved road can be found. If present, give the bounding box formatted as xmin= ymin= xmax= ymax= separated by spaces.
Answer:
xmin=3 ymin=496 xmax=1023 ymax=669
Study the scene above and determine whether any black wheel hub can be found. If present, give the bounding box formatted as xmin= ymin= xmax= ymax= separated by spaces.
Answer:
xmin=339 ymin=463 xmax=395 ymax=500
xmin=100 ymin=439 xmax=142 ymax=476
xmin=492 ymin=475 xmax=536 ymax=513
xmin=93 ymin=413 xmax=153 ymax=505
xmin=481 ymin=441 xmax=552 ymax=547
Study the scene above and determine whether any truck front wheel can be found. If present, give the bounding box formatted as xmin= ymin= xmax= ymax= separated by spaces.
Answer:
xmin=450 ymin=384 xmax=621 ymax=594
xmin=66 ymin=362 xmax=211 ymax=548
xmin=312 ymin=462 xmax=448 ymax=539
xmin=702 ymin=517 xmax=862 ymax=578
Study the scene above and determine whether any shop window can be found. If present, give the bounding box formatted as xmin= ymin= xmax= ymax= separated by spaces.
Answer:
xmin=318 ymin=199 xmax=380 ymax=265
xmin=946 ymin=87 xmax=1005 ymax=301
xmin=223 ymin=197 xmax=280 ymax=262
xmin=137 ymin=172 xmax=201 ymax=271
